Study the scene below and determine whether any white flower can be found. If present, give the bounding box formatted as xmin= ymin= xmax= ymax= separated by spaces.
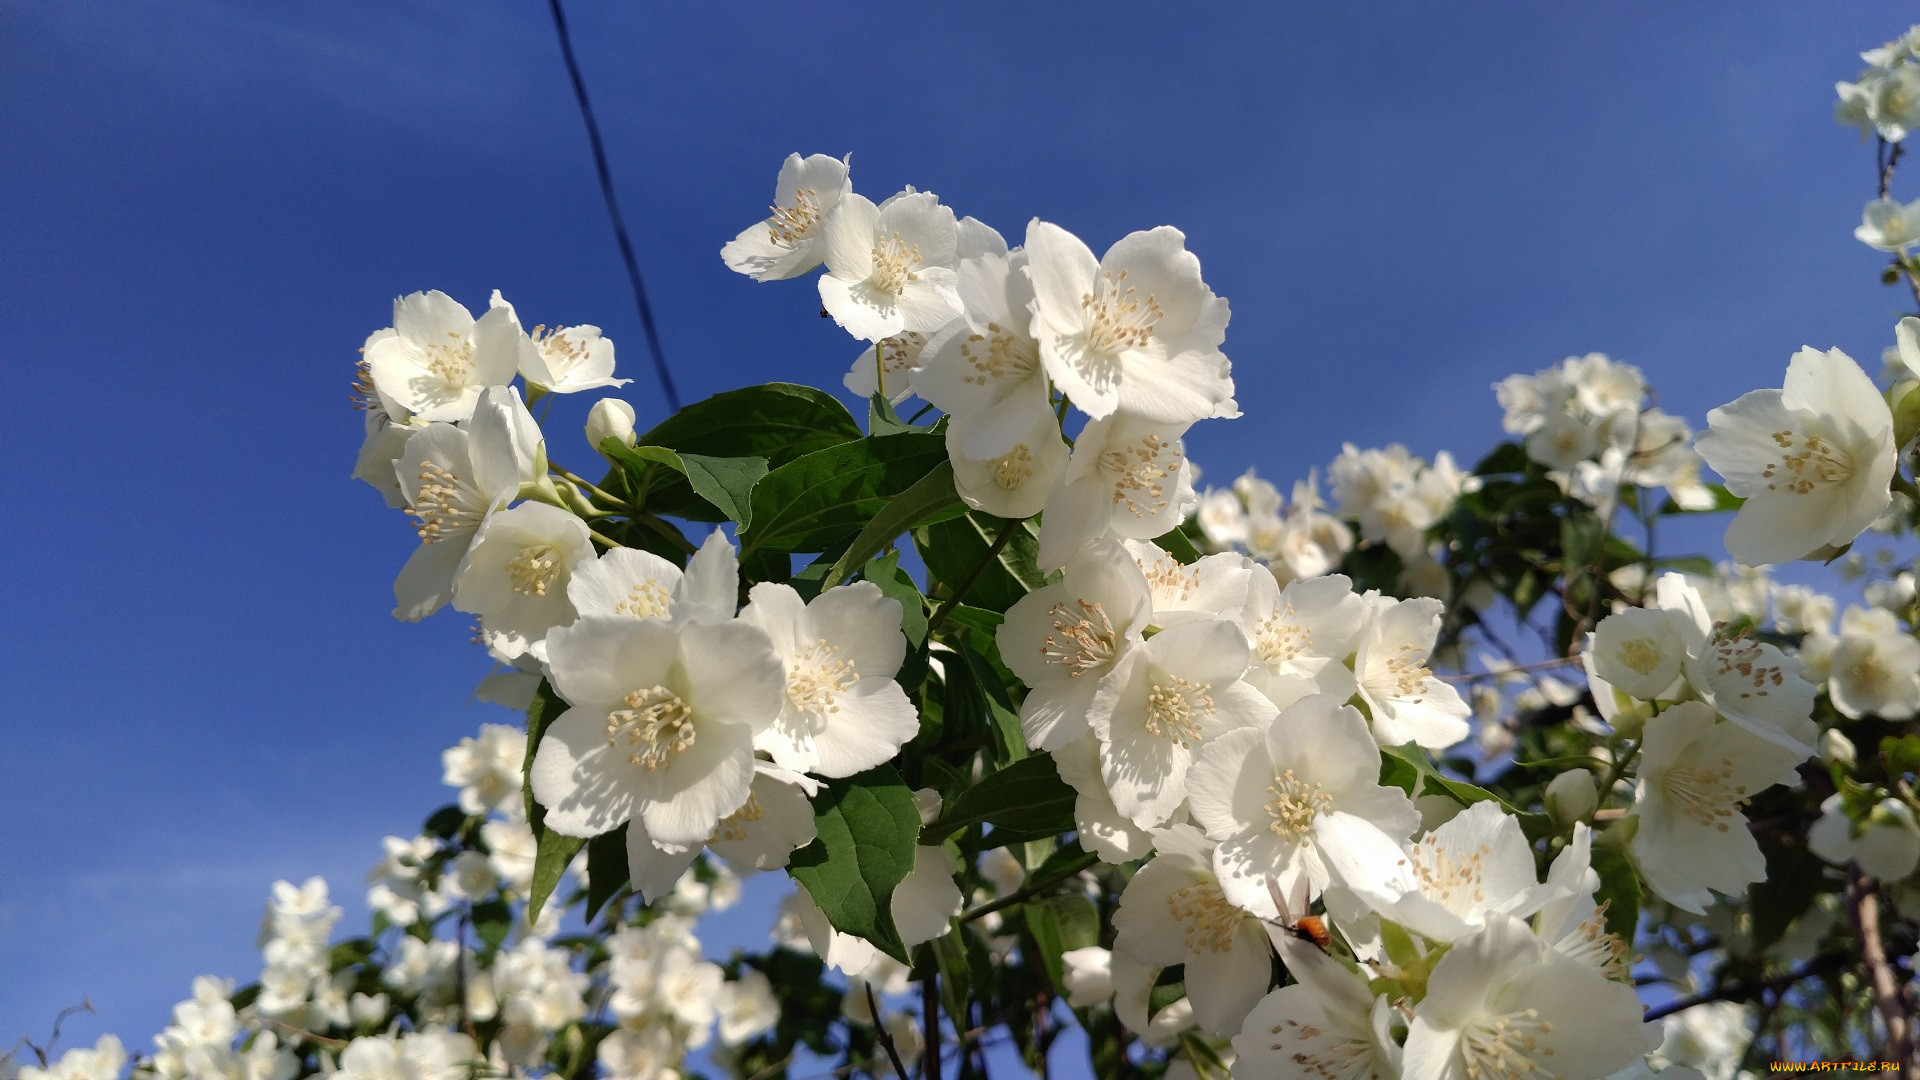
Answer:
xmin=998 ymin=539 xmax=1153 ymax=750
xmin=1112 ymin=826 xmax=1274 ymax=1037
xmin=441 ymin=723 xmax=526 ymax=815
xmin=366 ymin=835 xmax=446 ymax=926
xmin=1401 ymin=914 xmax=1654 ymax=1080
xmin=529 ymin=615 xmax=784 ymax=850
xmin=844 ymin=331 xmax=932 ymax=404
xmin=1526 ymin=411 xmax=1600 ymax=471
xmin=1630 ymin=700 xmax=1803 ymax=914
xmin=391 ymin=386 xmax=544 ymax=621
xmin=1025 ymin=220 xmax=1235 ymax=424
xmin=893 ymin=843 xmax=965 ymax=948
xmin=481 ymin=819 xmax=537 ymax=894
xmin=1120 ymin=540 xmax=1254 ymax=628
xmin=818 ymin=191 xmax=961 ymax=342
xmin=440 ymin=850 xmax=499 ymax=902
xmin=1856 ymin=196 xmax=1920 ymax=251
xmin=1651 ymin=573 xmax=1817 ymax=754
xmin=721 ymin=152 xmax=852 ymax=281
xmin=914 ymin=235 xmax=1057 ymax=460
xmin=947 ymin=410 xmax=1070 ymax=520
xmin=1188 ymin=694 xmax=1419 ymax=918
xmin=1111 ymin=953 xmax=1196 ymax=1047
xmin=16 ymin=1037 xmax=126 ymax=1080
xmin=1695 ymin=346 xmax=1896 ymax=565
xmin=365 ymin=291 xmax=518 ymax=423
xmin=452 ymin=502 xmax=596 ymax=661
xmin=1352 ymin=595 xmax=1472 ymax=750
xmin=586 ymin=397 xmax=637 ymax=451
xmin=1586 ymin=607 xmax=1686 ymax=701
xmin=717 ymin=972 xmax=780 ymax=1046
xmin=569 ymin=527 xmax=739 ymax=626
xmin=707 ymin=763 xmax=820 ymax=875
xmin=1319 ymin=801 xmax=1562 ymax=946
xmin=1054 ymin=734 xmax=1154 ymax=862
xmin=1233 ymin=568 xmax=1367 ymax=710
xmin=1036 ymin=413 xmax=1197 ymax=571
xmin=1809 ymin=794 xmax=1920 ymax=881
xmin=1089 ymin=619 xmax=1275 ymax=830
xmin=1229 ymin=935 xmax=1401 ymax=1080
xmin=739 ymin=580 xmax=919 ymax=777
xmin=1651 ymin=1001 xmax=1750 ymax=1080
xmin=1061 ymin=946 xmax=1115 ymax=1008
xmin=1827 ymin=620 xmax=1920 ymax=719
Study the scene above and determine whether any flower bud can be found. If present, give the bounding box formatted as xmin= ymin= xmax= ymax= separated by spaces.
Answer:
xmin=586 ymin=397 xmax=637 ymax=452
xmin=1821 ymin=728 xmax=1857 ymax=770
xmin=1545 ymin=769 xmax=1599 ymax=826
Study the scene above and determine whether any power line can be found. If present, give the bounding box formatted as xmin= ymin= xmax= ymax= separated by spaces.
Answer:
xmin=547 ymin=0 xmax=681 ymax=411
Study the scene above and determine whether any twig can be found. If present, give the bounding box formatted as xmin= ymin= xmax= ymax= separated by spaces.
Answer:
xmin=546 ymin=0 xmax=680 ymax=411
xmin=922 ymin=976 xmax=941 ymax=1080
xmin=1847 ymin=868 xmax=1913 ymax=1069
xmin=4 ymin=999 xmax=95 ymax=1068
xmin=867 ymin=984 xmax=911 ymax=1079
xmin=960 ymin=851 xmax=1099 ymax=925
xmin=1642 ymin=951 xmax=1848 ymax=1022
xmin=927 ymin=517 xmax=1023 ymax=633
xmin=550 ymin=465 xmax=634 ymax=512
xmin=1438 ymin=655 xmax=1582 ymax=684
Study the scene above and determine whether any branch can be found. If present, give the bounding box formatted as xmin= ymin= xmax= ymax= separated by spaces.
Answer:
xmin=3 ymin=999 xmax=95 ymax=1069
xmin=1642 ymin=951 xmax=1848 ymax=1022
xmin=922 ymin=976 xmax=941 ymax=1080
xmin=960 ymin=852 xmax=1100 ymax=925
xmin=867 ymin=984 xmax=911 ymax=1079
xmin=927 ymin=517 xmax=1023 ymax=633
xmin=1848 ymin=868 xmax=1914 ymax=1069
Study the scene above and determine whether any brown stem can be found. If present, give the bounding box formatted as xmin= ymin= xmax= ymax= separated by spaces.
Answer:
xmin=1848 ymin=868 xmax=1913 ymax=1070
xmin=927 ymin=517 xmax=1023 ymax=633
xmin=867 ymin=983 xmax=911 ymax=1079
xmin=959 ymin=852 xmax=1099 ymax=925
xmin=1642 ymin=950 xmax=1847 ymax=1021
xmin=922 ymin=976 xmax=941 ymax=1080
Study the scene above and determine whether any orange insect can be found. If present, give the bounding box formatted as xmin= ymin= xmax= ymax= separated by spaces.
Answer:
xmin=1263 ymin=878 xmax=1331 ymax=952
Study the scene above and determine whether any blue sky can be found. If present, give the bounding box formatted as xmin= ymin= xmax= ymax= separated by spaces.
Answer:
xmin=3 ymin=0 xmax=1916 ymax=1065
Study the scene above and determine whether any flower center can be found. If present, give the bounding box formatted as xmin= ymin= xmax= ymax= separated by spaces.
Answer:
xmin=351 ymin=358 xmax=379 ymax=411
xmin=1167 ymin=881 xmax=1241 ymax=954
xmin=960 ymin=324 xmax=1039 ymax=385
xmin=1264 ymin=769 xmax=1333 ymax=842
xmin=615 ymin=580 xmax=672 ymax=619
xmin=607 ymin=686 xmax=696 ymax=771
xmin=1254 ymin=608 xmax=1310 ymax=667
xmin=1041 ymin=599 xmax=1117 ymax=677
xmin=767 ymin=188 xmax=822 ymax=247
xmin=405 ymin=461 xmax=482 ymax=542
xmin=506 ymin=544 xmax=561 ymax=596
xmin=713 ymin=792 xmax=765 ymax=843
xmin=1080 ymin=269 xmax=1163 ymax=354
xmin=1661 ymin=757 xmax=1747 ymax=831
xmin=1100 ymin=434 xmax=1180 ymax=518
xmin=1263 ymin=1017 xmax=1376 ymax=1077
xmin=1143 ymin=674 xmax=1213 ymax=747
xmin=1411 ymin=837 xmax=1490 ymax=909
xmin=1762 ymin=429 xmax=1854 ymax=495
xmin=878 ymin=332 xmax=927 ymax=377
xmin=1381 ymin=642 xmax=1433 ymax=699
xmin=1460 ymin=1009 xmax=1556 ymax=1080
xmin=530 ymin=325 xmax=590 ymax=380
xmin=787 ymin=639 xmax=857 ymax=716
xmin=421 ymin=331 xmax=474 ymax=385
xmin=1138 ymin=554 xmax=1200 ymax=601
xmin=988 ymin=445 xmax=1035 ymax=490
xmin=869 ymin=232 xmax=923 ymax=295
xmin=1615 ymin=638 xmax=1664 ymax=676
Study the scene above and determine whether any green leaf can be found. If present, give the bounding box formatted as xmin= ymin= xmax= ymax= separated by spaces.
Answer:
xmin=1748 ymin=826 xmax=1826 ymax=950
xmin=788 ymin=765 xmax=922 ymax=963
xmin=1151 ymin=526 xmax=1203 ymax=565
xmin=1657 ymin=482 xmax=1744 ymax=516
xmin=623 ymin=383 xmax=860 ymax=515
xmin=1025 ymin=893 xmax=1100 ymax=992
xmin=1148 ymin=965 xmax=1187 ymax=1019
xmin=864 ymin=551 xmax=929 ymax=649
xmin=583 ymin=827 xmax=630 ymax=922
xmin=1590 ymin=848 xmax=1641 ymax=944
xmin=601 ymin=441 xmax=767 ymax=526
xmin=1473 ymin=442 xmax=1532 ymax=476
xmin=1884 ymin=734 xmax=1920 ymax=780
xmin=421 ymin=804 xmax=466 ymax=840
xmin=523 ymin=679 xmax=569 ymax=825
xmin=820 ymin=460 xmax=964 ymax=589
xmin=916 ymin=512 xmax=1046 ymax=614
xmin=1378 ymin=743 xmax=1552 ymax=835
xmin=470 ymin=898 xmax=513 ymax=952
xmin=929 ymin=926 xmax=994 ymax=1032
xmin=529 ymin=827 xmax=585 ymax=924
xmin=869 ymin=391 xmax=931 ymax=436
xmin=922 ymin=753 xmax=1075 ymax=845
xmin=740 ymin=432 xmax=949 ymax=555
xmin=1897 ymin=383 xmax=1920 ymax=450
